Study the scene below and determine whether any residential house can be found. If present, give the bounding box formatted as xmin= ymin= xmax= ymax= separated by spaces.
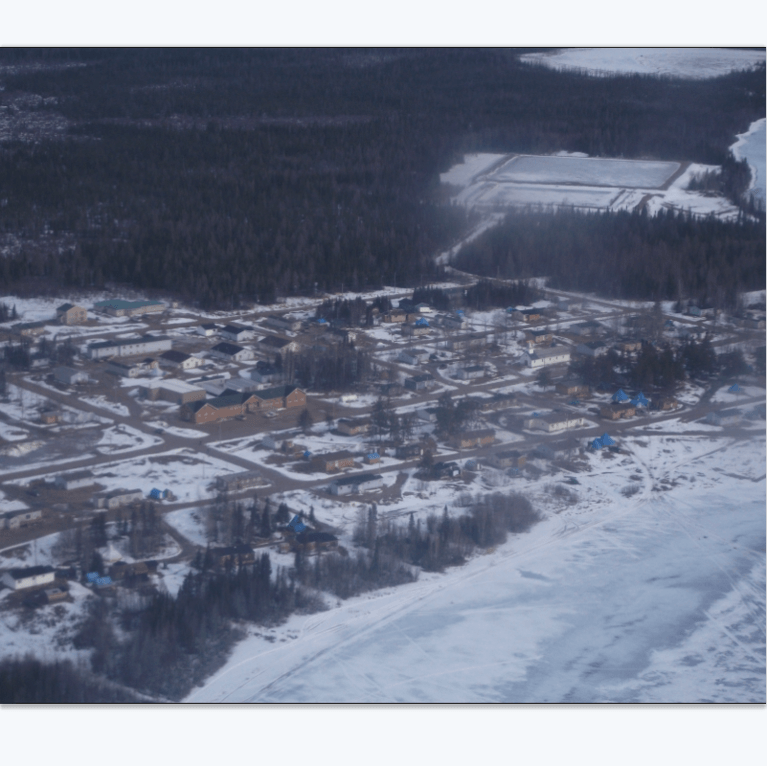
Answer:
xmin=220 ymin=324 xmax=255 ymax=343
xmin=449 ymin=429 xmax=495 ymax=449
xmin=312 ymin=450 xmax=355 ymax=472
xmin=1 ymin=510 xmax=43 ymax=531
xmin=431 ymin=461 xmax=461 ymax=479
xmin=404 ymin=373 xmax=436 ymax=392
xmin=208 ymin=544 xmax=256 ymax=568
xmin=180 ymin=392 xmax=250 ymax=424
xmin=159 ymin=349 xmax=204 ymax=371
xmin=251 ymin=385 xmax=306 ymax=411
xmin=446 ymin=332 xmax=486 ymax=352
xmin=54 ymin=470 xmax=98 ymax=491
xmin=398 ymin=348 xmax=430 ymax=365
xmin=210 ymin=342 xmax=254 ymax=363
xmin=524 ymin=414 xmax=587 ymax=433
xmin=457 ymin=365 xmax=486 ymax=380
xmin=264 ymin=315 xmax=303 ymax=333
xmin=556 ymin=381 xmax=589 ymax=397
xmin=1 ymin=566 xmax=56 ymax=591
xmin=197 ymin=323 xmax=218 ymax=337
xmin=478 ymin=393 xmax=517 ymax=411
xmin=599 ymin=403 xmax=636 ymax=420
xmin=56 ymin=303 xmax=87 ymax=325
xmin=570 ymin=320 xmax=603 ymax=337
xmin=401 ymin=322 xmax=431 ymax=337
xmin=525 ymin=347 xmax=571 ymax=368
xmin=11 ymin=321 xmax=47 ymax=338
xmin=214 ymin=471 xmax=266 ymax=492
xmin=249 ymin=361 xmax=284 ymax=385
xmin=489 ymin=450 xmax=526 ymax=469
xmin=258 ymin=335 xmax=298 ymax=354
xmin=651 ymin=396 xmax=679 ymax=411
xmin=576 ymin=341 xmax=609 ymax=358
xmin=293 ymin=531 xmax=339 ymax=553
xmin=383 ymin=310 xmax=407 ymax=323
xmin=328 ymin=473 xmax=384 ymax=495
xmin=54 ymin=366 xmax=89 ymax=385
xmin=337 ymin=418 xmax=371 ymax=436
xmin=106 ymin=358 xmax=160 ymax=378
xmin=524 ymin=329 xmax=552 ymax=345
xmin=92 ymin=488 xmax=143 ymax=510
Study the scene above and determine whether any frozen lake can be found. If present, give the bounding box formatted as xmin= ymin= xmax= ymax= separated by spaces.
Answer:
xmin=489 ymin=155 xmax=679 ymax=189
xmin=188 ymin=436 xmax=765 ymax=703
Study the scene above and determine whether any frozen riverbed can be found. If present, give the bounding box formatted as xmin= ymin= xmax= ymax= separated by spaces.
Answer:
xmin=187 ymin=435 xmax=765 ymax=703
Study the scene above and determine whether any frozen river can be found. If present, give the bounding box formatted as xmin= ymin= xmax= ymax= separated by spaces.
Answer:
xmin=188 ymin=435 xmax=765 ymax=703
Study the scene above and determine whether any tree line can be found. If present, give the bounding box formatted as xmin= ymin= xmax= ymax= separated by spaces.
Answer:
xmin=0 ymin=49 xmax=763 ymax=307
xmin=454 ymin=208 xmax=765 ymax=309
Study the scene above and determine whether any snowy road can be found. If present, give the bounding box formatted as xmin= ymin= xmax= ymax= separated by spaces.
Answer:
xmin=187 ymin=435 xmax=765 ymax=703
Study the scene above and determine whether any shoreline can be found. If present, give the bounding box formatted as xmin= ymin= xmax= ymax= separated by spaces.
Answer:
xmin=730 ymin=117 xmax=766 ymax=201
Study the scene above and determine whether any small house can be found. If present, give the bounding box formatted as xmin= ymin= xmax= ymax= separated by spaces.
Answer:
xmin=599 ymin=403 xmax=636 ymax=420
xmin=159 ymin=349 xmax=204 ymax=371
xmin=337 ymin=418 xmax=371 ymax=436
xmin=398 ymin=348 xmax=430 ymax=365
xmin=448 ymin=429 xmax=495 ymax=449
xmin=1 ymin=566 xmax=56 ymax=591
xmin=54 ymin=366 xmax=89 ymax=386
xmin=210 ymin=342 xmax=254 ymax=363
xmin=404 ymin=373 xmax=436 ymax=392
xmin=431 ymin=461 xmax=461 ymax=479
xmin=312 ymin=450 xmax=355 ymax=473
xmin=489 ymin=450 xmax=526 ymax=469
xmin=525 ymin=347 xmax=571 ymax=368
xmin=92 ymin=488 xmax=144 ymax=510
xmin=1 ymin=510 xmax=43 ymax=530
xmin=197 ymin=323 xmax=218 ymax=337
xmin=56 ymin=303 xmax=87 ymax=325
xmin=457 ymin=365 xmax=486 ymax=380
xmin=54 ymin=470 xmax=98 ymax=491
xmin=576 ymin=341 xmax=609 ymax=358
xmin=219 ymin=324 xmax=256 ymax=343
xmin=215 ymin=470 xmax=266 ymax=492
xmin=328 ymin=473 xmax=384 ymax=495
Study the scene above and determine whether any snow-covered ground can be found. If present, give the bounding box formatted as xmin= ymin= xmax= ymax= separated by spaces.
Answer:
xmin=95 ymin=424 xmax=164 ymax=455
xmin=519 ymin=48 xmax=766 ymax=80
xmin=186 ymin=432 xmax=765 ymax=702
xmin=6 ymin=447 xmax=244 ymax=502
xmin=732 ymin=118 xmax=766 ymax=203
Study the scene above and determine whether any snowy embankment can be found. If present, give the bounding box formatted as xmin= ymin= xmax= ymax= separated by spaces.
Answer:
xmin=186 ymin=432 xmax=765 ymax=703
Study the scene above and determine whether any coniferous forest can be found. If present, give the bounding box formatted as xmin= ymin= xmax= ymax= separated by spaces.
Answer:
xmin=0 ymin=48 xmax=764 ymax=307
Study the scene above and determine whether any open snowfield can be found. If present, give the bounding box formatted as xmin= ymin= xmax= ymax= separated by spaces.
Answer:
xmin=489 ymin=155 xmax=679 ymax=188
xmin=186 ymin=432 xmax=765 ymax=702
xmin=519 ymin=48 xmax=766 ymax=80
xmin=6 ymin=447 xmax=244 ymax=502
xmin=732 ymin=118 xmax=766 ymax=202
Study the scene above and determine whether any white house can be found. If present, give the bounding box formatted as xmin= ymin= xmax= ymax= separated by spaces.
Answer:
xmin=328 ymin=473 xmax=384 ymax=496
xmin=525 ymin=347 xmax=571 ymax=368
xmin=54 ymin=366 xmax=89 ymax=385
xmin=210 ymin=342 xmax=254 ymax=363
xmin=524 ymin=414 xmax=587 ymax=433
xmin=457 ymin=365 xmax=486 ymax=380
xmin=197 ymin=323 xmax=218 ymax=337
xmin=54 ymin=470 xmax=98 ymax=490
xmin=2 ymin=565 xmax=56 ymax=591
xmin=398 ymin=348 xmax=430 ymax=365
xmin=219 ymin=324 xmax=256 ymax=343
xmin=576 ymin=341 xmax=609 ymax=358
xmin=158 ymin=350 xmax=205 ymax=370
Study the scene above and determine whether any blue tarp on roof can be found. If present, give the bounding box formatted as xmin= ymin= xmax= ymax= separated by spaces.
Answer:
xmin=591 ymin=438 xmax=603 ymax=450
xmin=86 ymin=572 xmax=99 ymax=582
xmin=415 ymin=317 xmax=429 ymax=326
xmin=600 ymin=433 xmax=616 ymax=446
xmin=288 ymin=515 xmax=307 ymax=534
xmin=631 ymin=392 xmax=649 ymax=407
xmin=728 ymin=383 xmax=741 ymax=393
xmin=367 ymin=453 xmax=380 ymax=460
xmin=569 ymin=400 xmax=581 ymax=406
xmin=612 ymin=389 xmax=630 ymax=403
xmin=149 ymin=488 xmax=162 ymax=500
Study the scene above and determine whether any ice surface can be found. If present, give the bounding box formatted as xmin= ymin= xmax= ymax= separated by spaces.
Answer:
xmin=489 ymin=155 xmax=679 ymax=189
xmin=187 ymin=435 xmax=765 ymax=703
xmin=519 ymin=48 xmax=766 ymax=80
